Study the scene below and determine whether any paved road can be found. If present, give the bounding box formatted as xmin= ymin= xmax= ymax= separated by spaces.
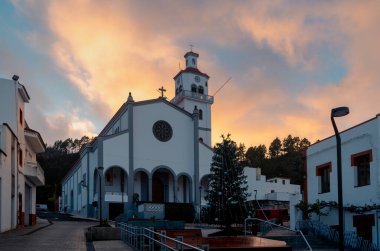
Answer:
xmin=0 ymin=212 xmax=132 ymax=251
xmin=0 ymin=212 xmax=98 ymax=251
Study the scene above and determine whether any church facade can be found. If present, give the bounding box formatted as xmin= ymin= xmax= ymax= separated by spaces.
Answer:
xmin=61 ymin=51 xmax=214 ymax=220
xmin=61 ymin=51 xmax=302 ymax=222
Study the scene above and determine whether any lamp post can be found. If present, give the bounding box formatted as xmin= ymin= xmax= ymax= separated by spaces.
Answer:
xmin=96 ymin=167 xmax=104 ymax=225
xmin=331 ymin=106 xmax=349 ymax=251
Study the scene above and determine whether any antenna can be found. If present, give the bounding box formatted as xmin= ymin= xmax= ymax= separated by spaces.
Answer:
xmin=213 ymin=77 xmax=232 ymax=96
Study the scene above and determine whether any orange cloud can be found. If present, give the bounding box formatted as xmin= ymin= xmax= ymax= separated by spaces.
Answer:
xmin=10 ymin=0 xmax=380 ymax=149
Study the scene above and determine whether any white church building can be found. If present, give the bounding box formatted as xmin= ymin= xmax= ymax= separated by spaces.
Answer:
xmin=0 ymin=76 xmax=45 ymax=232
xmin=61 ymin=51 xmax=301 ymax=221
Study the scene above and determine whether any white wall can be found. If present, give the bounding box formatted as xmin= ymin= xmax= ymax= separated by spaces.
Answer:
xmin=103 ymin=133 xmax=129 ymax=174
xmin=133 ymin=102 xmax=194 ymax=176
xmin=244 ymin=167 xmax=301 ymax=202
xmin=0 ymin=79 xmax=17 ymax=134
xmin=199 ymin=143 xmax=213 ymax=179
xmin=307 ymin=117 xmax=379 ymax=206
xmin=0 ymin=124 xmax=18 ymax=232
xmin=307 ymin=115 xmax=380 ymax=241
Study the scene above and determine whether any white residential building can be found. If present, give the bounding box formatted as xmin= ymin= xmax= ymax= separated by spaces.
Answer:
xmin=306 ymin=114 xmax=380 ymax=244
xmin=244 ymin=167 xmax=301 ymax=202
xmin=0 ymin=76 xmax=45 ymax=233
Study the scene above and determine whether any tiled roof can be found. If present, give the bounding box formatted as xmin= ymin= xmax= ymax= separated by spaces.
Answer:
xmin=173 ymin=67 xmax=209 ymax=79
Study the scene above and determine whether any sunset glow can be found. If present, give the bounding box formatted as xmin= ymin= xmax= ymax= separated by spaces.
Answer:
xmin=1 ymin=1 xmax=380 ymax=148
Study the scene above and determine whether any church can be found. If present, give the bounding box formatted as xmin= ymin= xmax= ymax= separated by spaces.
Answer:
xmin=61 ymin=50 xmax=214 ymax=220
xmin=61 ymin=50 xmax=301 ymax=222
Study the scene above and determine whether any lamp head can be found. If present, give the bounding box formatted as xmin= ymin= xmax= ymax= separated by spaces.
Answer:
xmin=12 ymin=75 xmax=19 ymax=81
xmin=331 ymin=107 xmax=349 ymax=117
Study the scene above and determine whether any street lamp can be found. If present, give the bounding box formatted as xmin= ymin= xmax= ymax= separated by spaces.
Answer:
xmin=96 ymin=167 xmax=104 ymax=226
xmin=331 ymin=106 xmax=349 ymax=251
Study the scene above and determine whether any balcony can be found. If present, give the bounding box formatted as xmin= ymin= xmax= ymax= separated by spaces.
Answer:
xmin=25 ymin=161 xmax=45 ymax=186
xmin=25 ymin=128 xmax=45 ymax=153
xmin=171 ymin=90 xmax=214 ymax=105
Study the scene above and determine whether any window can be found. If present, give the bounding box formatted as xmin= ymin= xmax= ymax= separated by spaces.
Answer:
xmin=198 ymin=86 xmax=204 ymax=94
xmin=179 ymin=85 xmax=183 ymax=92
xmin=176 ymin=88 xmax=179 ymax=95
xmin=205 ymin=81 xmax=208 ymax=87
xmin=191 ymin=84 xmax=197 ymax=92
xmin=316 ymin=162 xmax=331 ymax=193
xmin=282 ymin=180 xmax=285 ymax=185
xmin=19 ymin=109 xmax=23 ymax=125
xmin=192 ymin=58 xmax=195 ymax=65
xmin=352 ymin=150 xmax=372 ymax=187
xmin=199 ymin=109 xmax=203 ymax=120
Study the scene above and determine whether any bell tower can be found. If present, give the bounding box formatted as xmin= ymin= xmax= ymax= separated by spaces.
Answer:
xmin=171 ymin=51 xmax=214 ymax=146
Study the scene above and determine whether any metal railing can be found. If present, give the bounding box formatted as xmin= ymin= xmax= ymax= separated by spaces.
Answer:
xmin=171 ymin=90 xmax=214 ymax=104
xmin=245 ymin=217 xmax=312 ymax=250
xmin=296 ymin=220 xmax=379 ymax=251
xmin=119 ymin=222 xmax=206 ymax=251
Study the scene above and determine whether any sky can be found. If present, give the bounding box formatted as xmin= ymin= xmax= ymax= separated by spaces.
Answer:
xmin=1 ymin=0 xmax=380 ymax=148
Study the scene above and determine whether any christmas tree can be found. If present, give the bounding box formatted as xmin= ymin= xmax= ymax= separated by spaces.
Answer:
xmin=206 ymin=134 xmax=249 ymax=229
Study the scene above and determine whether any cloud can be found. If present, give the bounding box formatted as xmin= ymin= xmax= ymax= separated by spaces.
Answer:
xmin=45 ymin=111 xmax=97 ymax=142
xmin=8 ymin=0 xmax=380 ymax=150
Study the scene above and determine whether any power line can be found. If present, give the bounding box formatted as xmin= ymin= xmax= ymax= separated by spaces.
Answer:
xmin=212 ymin=77 xmax=232 ymax=96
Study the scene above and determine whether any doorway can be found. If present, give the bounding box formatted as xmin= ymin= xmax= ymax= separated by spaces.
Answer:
xmin=353 ymin=214 xmax=375 ymax=241
xmin=109 ymin=203 xmax=124 ymax=221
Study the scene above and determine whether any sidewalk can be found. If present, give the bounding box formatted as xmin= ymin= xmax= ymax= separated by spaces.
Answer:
xmin=92 ymin=240 xmax=133 ymax=251
xmin=0 ymin=217 xmax=52 ymax=236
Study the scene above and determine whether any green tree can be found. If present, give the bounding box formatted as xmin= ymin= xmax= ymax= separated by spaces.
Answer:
xmin=245 ymin=144 xmax=267 ymax=168
xmin=269 ymin=137 xmax=282 ymax=158
xmin=206 ymin=135 xmax=249 ymax=229
xmin=37 ymin=136 xmax=94 ymax=210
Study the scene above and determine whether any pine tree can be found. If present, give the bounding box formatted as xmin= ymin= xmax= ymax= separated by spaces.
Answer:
xmin=206 ymin=134 xmax=249 ymax=229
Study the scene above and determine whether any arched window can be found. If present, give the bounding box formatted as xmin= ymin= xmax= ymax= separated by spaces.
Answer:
xmin=192 ymin=58 xmax=195 ymax=65
xmin=179 ymin=85 xmax=183 ymax=92
xmin=191 ymin=84 xmax=197 ymax=92
xmin=198 ymin=86 xmax=204 ymax=94
xmin=199 ymin=109 xmax=203 ymax=120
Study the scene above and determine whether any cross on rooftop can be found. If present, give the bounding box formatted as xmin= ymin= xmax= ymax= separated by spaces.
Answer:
xmin=190 ymin=44 xmax=194 ymax=52
xmin=158 ymin=86 xmax=166 ymax=98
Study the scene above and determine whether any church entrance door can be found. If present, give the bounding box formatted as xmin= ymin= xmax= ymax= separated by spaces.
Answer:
xmin=152 ymin=169 xmax=173 ymax=203
xmin=152 ymin=177 xmax=164 ymax=202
